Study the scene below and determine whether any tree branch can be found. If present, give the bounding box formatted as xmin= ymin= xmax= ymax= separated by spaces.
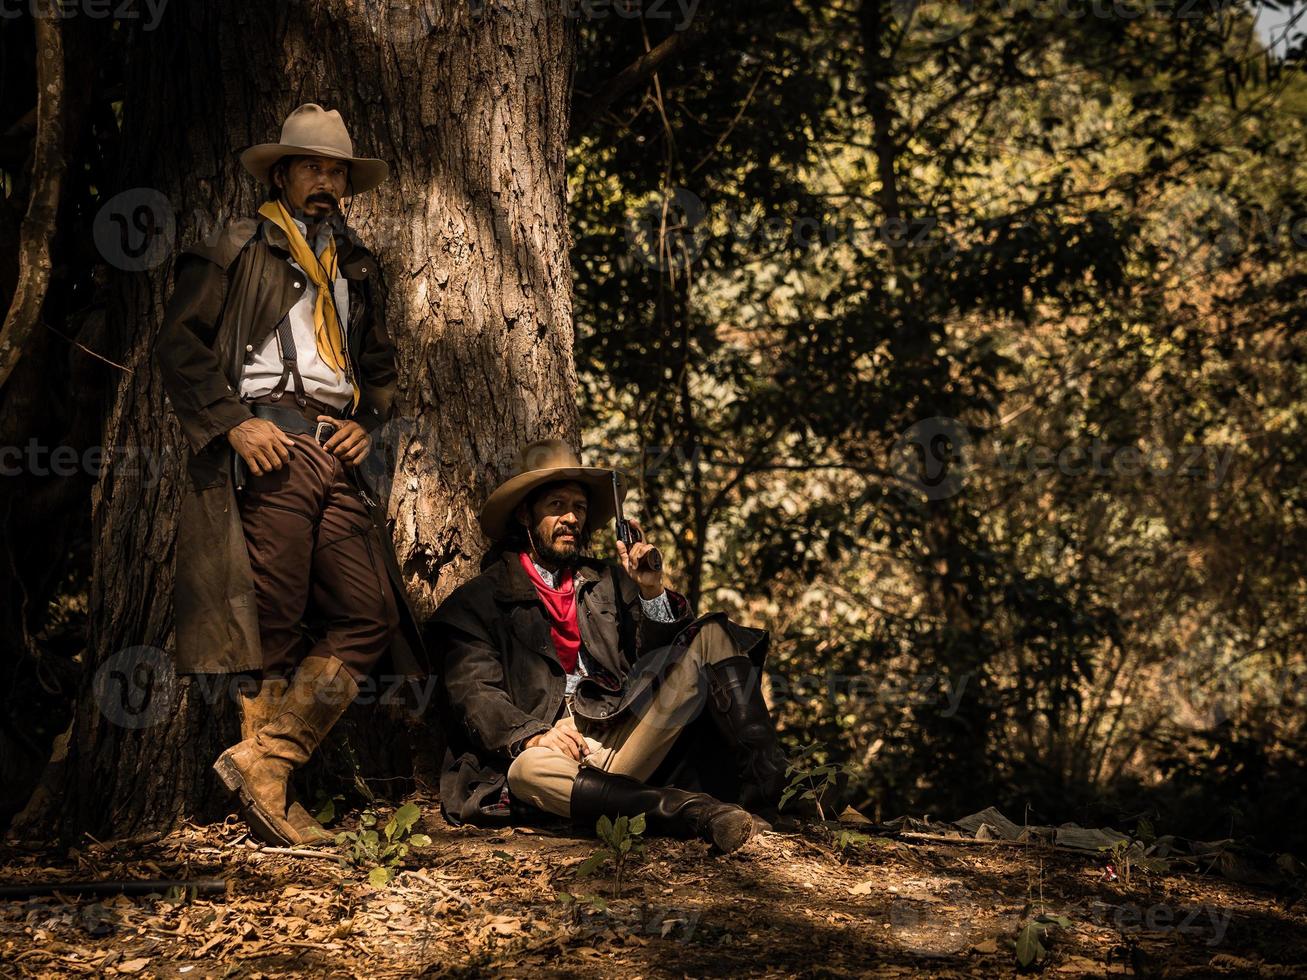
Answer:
xmin=571 ymin=27 xmax=703 ymax=137
xmin=0 ymin=1 xmax=66 ymax=394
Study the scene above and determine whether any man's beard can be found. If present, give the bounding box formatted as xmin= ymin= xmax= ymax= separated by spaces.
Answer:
xmin=532 ymin=526 xmax=582 ymax=568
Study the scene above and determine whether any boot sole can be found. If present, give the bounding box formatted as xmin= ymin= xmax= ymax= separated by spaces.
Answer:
xmin=711 ymin=810 xmax=757 ymax=853
xmin=213 ymin=752 xmax=296 ymax=847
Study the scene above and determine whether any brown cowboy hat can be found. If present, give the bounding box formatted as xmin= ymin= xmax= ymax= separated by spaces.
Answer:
xmin=478 ymin=439 xmax=628 ymax=542
xmin=239 ymin=103 xmax=390 ymax=195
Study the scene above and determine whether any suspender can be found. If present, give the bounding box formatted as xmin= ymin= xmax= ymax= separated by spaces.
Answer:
xmin=265 ymin=314 xmax=306 ymax=406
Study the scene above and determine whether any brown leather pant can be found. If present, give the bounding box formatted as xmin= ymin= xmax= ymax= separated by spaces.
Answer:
xmin=236 ymin=431 xmax=397 ymax=682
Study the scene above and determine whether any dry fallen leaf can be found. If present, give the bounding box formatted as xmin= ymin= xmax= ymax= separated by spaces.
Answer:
xmin=485 ymin=915 xmax=522 ymax=935
xmin=848 ymin=880 xmax=876 ymax=895
xmin=1056 ymin=957 xmax=1102 ymax=973
xmin=117 ymin=958 xmax=150 ymax=974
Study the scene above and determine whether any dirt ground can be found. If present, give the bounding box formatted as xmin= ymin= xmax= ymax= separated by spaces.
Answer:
xmin=1 ymin=798 xmax=1304 ymax=978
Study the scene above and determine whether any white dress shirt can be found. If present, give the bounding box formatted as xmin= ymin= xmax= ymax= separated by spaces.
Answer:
xmin=240 ymin=217 xmax=353 ymax=410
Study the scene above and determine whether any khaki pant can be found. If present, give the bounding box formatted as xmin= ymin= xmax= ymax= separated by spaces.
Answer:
xmin=506 ymin=621 xmax=743 ymax=817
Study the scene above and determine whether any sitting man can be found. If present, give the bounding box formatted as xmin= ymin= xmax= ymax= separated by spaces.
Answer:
xmin=431 ymin=439 xmax=793 ymax=853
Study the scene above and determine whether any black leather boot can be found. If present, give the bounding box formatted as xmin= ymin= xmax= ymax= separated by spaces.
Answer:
xmin=705 ymin=656 xmax=790 ymax=812
xmin=570 ymin=768 xmax=756 ymax=853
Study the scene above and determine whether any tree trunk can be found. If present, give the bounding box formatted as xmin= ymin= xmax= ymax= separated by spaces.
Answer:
xmin=15 ymin=0 xmax=577 ymax=841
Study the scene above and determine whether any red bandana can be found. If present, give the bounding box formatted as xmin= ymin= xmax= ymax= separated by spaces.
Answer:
xmin=518 ymin=552 xmax=581 ymax=674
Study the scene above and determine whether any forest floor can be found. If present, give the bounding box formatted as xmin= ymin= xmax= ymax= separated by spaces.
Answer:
xmin=1 ymin=797 xmax=1305 ymax=979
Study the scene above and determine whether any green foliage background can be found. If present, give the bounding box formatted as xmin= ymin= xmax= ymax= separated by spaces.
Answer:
xmin=568 ymin=0 xmax=1307 ymax=852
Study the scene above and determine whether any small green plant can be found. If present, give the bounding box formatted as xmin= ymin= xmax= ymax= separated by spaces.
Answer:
xmin=313 ymin=792 xmax=345 ymax=824
xmin=1099 ymin=837 xmax=1169 ymax=884
xmin=576 ymin=813 xmax=647 ymax=897
xmin=1014 ymin=912 xmax=1074 ymax=969
xmin=780 ymin=743 xmax=845 ymax=820
xmin=335 ymin=802 xmax=432 ymax=887
xmin=830 ymin=827 xmax=891 ymax=863
xmin=556 ymin=889 xmax=610 ymax=928
xmin=1102 ymin=838 xmax=1134 ymax=885
xmin=835 ymin=829 xmax=872 ymax=852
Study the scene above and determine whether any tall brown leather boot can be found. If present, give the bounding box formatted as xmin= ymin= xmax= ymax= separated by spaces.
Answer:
xmin=216 ymin=657 xmax=358 ymax=846
xmin=570 ymin=768 xmax=756 ymax=854
xmin=236 ymin=677 xmax=332 ymax=845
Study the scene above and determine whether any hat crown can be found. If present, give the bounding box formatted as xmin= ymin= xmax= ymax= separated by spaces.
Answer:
xmin=511 ymin=439 xmax=584 ymax=478
xmin=279 ymin=103 xmax=354 ymax=156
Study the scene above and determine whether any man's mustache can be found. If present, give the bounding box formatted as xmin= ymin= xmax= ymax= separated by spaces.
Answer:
xmin=306 ymin=192 xmax=339 ymax=209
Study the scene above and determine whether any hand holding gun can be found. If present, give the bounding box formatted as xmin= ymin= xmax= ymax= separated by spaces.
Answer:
xmin=613 ymin=471 xmax=662 ymax=574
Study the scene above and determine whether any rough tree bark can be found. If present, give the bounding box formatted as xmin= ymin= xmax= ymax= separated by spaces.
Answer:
xmin=0 ymin=0 xmax=65 ymax=392
xmin=16 ymin=0 xmax=578 ymax=840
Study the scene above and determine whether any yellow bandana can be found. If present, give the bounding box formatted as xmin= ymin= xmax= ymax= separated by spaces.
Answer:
xmin=257 ymin=200 xmax=359 ymax=408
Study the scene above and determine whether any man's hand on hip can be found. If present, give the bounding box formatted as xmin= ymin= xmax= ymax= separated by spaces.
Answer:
xmin=320 ymin=416 xmax=371 ymax=467
xmin=227 ymin=417 xmax=295 ymax=476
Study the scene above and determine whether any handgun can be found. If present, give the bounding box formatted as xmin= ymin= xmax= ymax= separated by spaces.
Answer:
xmin=612 ymin=470 xmax=662 ymax=572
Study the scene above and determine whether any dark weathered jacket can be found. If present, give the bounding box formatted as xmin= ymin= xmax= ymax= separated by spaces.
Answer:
xmin=154 ymin=214 xmax=426 ymax=677
xmin=431 ymin=550 xmax=766 ymax=825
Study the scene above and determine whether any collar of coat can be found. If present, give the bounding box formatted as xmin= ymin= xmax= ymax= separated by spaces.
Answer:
xmin=181 ymin=215 xmax=376 ymax=281
xmin=487 ymin=548 xmax=608 ymax=604
xmin=259 ymin=213 xmax=375 ymax=281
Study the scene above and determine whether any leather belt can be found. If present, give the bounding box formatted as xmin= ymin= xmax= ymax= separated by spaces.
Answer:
xmin=249 ymin=403 xmax=323 ymax=436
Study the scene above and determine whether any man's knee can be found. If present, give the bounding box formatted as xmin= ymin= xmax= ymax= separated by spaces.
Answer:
xmin=338 ymin=533 xmax=401 ymax=638
xmin=507 ymin=745 xmax=570 ymax=796
xmin=687 ymin=620 xmax=740 ymax=666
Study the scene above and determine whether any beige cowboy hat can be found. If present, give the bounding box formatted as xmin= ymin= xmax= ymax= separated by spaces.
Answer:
xmin=479 ymin=439 xmax=628 ymax=542
xmin=239 ymin=103 xmax=390 ymax=194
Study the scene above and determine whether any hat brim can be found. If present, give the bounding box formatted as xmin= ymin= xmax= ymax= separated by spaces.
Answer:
xmin=239 ymin=143 xmax=390 ymax=194
xmin=478 ymin=467 xmax=628 ymax=542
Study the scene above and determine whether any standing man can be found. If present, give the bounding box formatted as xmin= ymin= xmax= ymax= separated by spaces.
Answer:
xmin=432 ymin=440 xmax=793 ymax=853
xmin=156 ymin=104 xmax=426 ymax=846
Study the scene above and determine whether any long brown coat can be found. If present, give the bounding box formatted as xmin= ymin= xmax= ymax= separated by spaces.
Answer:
xmin=155 ymin=214 xmax=426 ymax=678
xmin=430 ymin=549 xmax=767 ymax=825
